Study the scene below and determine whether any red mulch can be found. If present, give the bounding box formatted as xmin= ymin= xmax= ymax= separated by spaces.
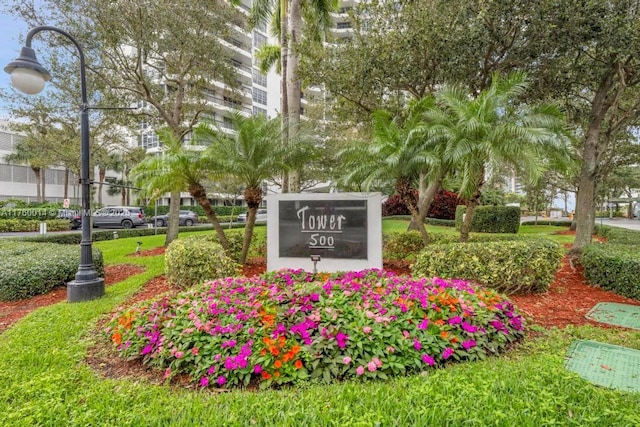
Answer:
xmin=0 ymin=264 xmax=145 ymax=334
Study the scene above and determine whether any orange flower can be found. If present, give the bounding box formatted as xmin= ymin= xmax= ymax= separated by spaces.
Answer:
xmin=270 ymin=347 xmax=280 ymax=356
xmin=261 ymin=371 xmax=271 ymax=380
xmin=260 ymin=349 xmax=267 ymax=356
xmin=282 ymin=352 xmax=293 ymax=362
xmin=111 ymin=332 xmax=122 ymax=345
xmin=294 ymin=360 xmax=303 ymax=369
xmin=262 ymin=314 xmax=275 ymax=327
xmin=274 ymin=360 xmax=283 ymax=369
xmin=434 ymin=319 xmax=445 ymax=326
xmin=277 ymin=336 xmax=286 ymax=348
xmin=450 ymin=337 xmax=459 ymax=344
xmin=274 ymin=371 xmax=281 ymax=378
xmin=290 ymin=345 xmax=300 ymax=354
xmin=262 ymin=336 xmax=274 ymax=345
xmin=440 ymin=331 xmax=449 ymax=339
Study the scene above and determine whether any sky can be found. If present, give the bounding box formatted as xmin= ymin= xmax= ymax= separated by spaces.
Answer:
xmin=0 ymin=12 xmax=29 ymax=118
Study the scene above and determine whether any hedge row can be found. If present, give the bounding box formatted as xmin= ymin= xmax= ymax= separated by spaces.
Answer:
xmin=412 ymin=238 xmax=563 ymax=294
xmin=581 ymin=225 xmax=640 ymax=300
xmin=0 ymin=241 xmax=105 ymax=301
xmin=455 ymin=206 xmax=521 ymax=234
xmin=142 ymin=205 xmax=247 ymax=217
xmin=0 ymin=219 xmax=71 ymax=233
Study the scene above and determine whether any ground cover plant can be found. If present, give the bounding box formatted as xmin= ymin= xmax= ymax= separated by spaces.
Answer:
xmin=107 ymin=268 xmax=525 ymax=389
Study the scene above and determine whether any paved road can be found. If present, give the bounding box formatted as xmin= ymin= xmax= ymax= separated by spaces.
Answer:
xmin=521 ymin=216 xmax=640 ymax=231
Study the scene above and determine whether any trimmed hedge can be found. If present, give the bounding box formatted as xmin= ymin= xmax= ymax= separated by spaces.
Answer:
xmin=521 ymin=220 xmax=571 ymax=227
xmin=411 ymin=238 xmax=563 ymax=294
xmin=455 ymin=205 xmax=521 ymax=234
xmin=581 ymin=243 xmax=640 ymax=300
xmin=165 ymin=236 xmax=239 ymax=289
xmin=142 ymin=205 xmax=247 ymax=217
xmin=0 ymin=241 xmax=105 ymax=301
xmin=0 ymin=219 xmax=70 ymax=232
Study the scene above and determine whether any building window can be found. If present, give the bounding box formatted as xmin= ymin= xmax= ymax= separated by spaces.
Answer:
xmin=252 ymin=69 xmax=267 ymax=87
xmin=253 ymin=106 xmax=267 ymax=116
xmin=337 ymin=22 xmax=352 ymax=30
xmin=223 ymin=116 xmax=235 ymax=130
xmin=140 ymin=131 xmax=159 ymax=149
xmin=253 ymin=31 xmax=267 ymax=48
xmin=252 ymin=88 xmax=267 ymax=105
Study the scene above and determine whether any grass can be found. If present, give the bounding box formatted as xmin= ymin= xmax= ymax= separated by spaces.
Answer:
xmin=0 ymin=223 xmax=638 ymax=426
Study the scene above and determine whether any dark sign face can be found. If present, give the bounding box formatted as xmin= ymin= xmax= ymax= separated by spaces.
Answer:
xmin=278 ymin=200 xmax=368 ymax=259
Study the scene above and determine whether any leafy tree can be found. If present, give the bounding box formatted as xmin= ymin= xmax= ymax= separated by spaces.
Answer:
xmin=130 ymin=128 xmax=230 ymax=250
xmin=427 ymin=73 xmax=570 ymax=242
xmin=196 ymin=112 xmax=300 ymax=264
xmin=10 ymin=0 xmax=242 ymax=246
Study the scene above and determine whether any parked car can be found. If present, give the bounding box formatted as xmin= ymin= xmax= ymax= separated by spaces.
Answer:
xmin=92 ymin=206 xmax=146 ymax=229
xmin=57 ymin=209 xmax=81 ymax=230
xmin=237 ymin=209 xmax=267 ymax=224
xmin=148 ymin=210 xmax=199 ymax=227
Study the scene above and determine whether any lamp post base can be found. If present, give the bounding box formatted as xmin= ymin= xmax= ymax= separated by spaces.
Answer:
xmin=67 ymin=277 xmax=105 ymax=302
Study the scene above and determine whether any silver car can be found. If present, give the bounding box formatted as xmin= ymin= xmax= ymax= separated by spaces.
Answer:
xmin=148 ymin=210 xmax=199 ymax=227
xmin=92 ymin=206 xmax=146 ymax=229
xmin=237 ymin=208 xmax=267 ymax=224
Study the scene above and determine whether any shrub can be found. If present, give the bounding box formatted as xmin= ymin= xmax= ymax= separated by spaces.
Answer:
xmin=382 ymin=191 xmax=462 ymax=219
xmin=594 ymin=225 xmax=640 ymax=245
xmin=521 ymin=220 xmax=571 ymax=227
xmin=0 ymin=241 xmax=104 ymax=301
xmin=106 ymin=269 xmax=525 ymax=390
xmin=581 ymin=243 xmax=640 ymax=300
xmin=0 ymin=219 xmax=70 ymax=232
xmin=383 ymin=231 xmax=457 ymax=261
xmin=411 ymin=239 xmax=563 ymax=294
xmin=455 ymin=205 xmax=520 ymax=234
xmin=165 ymin=236 xmax=240 ymax=289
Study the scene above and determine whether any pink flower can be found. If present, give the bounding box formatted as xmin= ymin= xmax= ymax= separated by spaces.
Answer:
xmin=174 ymin=351 xmax=184 ymax=359
xmin=200 ymin=377 xmax=209 ymax=387
xmin=208 ymin=366 xmax=216 ymax=375
xmin=413 ymin=339 xmax=422 ymax=350
xmin=402 ymin=330 xmax=410 ymax=338
xmin=363 ymin=326 xmax=372 ymax=334
xmin=462 ymin=340 xmax=476 ymax=350
xmin=343 ymin=356 xmax=352 ymax=365
xmin=191 ymin=347 xmax=199 ymax=356
xmin=163 ymin=368 xmax=172 ymax=379
xmin=372 ymin=357 xmax=382 ymax=368
xmin=386 ymin=346 xmax=395 ymax=353
xmin=367 ymin=361 xmax=377 ymax=372
xmin=442 ymin=347 xmax=454 ymax=360
xmin=421 ymin=354 xmax=435 ymax=366
xmin=356 ymin=366 xmax=365 ymax=376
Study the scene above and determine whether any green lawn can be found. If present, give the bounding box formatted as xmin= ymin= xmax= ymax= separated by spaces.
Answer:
xmin=0 ymin=225 xmax=638 ymax=426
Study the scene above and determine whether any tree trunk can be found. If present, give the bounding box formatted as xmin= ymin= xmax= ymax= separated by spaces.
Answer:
xmin=164 ymin=189 xmax=181 ymax=247
xmin=397 ymin=178 xmax=429 ymax=245
xmin=280 ymin=0 xmax=290 ymax=194
xmin=240 ymin=185 xmax=263 ymax=264
xmin=40 ymin=167 xmax=46 ymax=203
xmin=287 ymin=0 xmax=302 ymax=193
xmin=189 ymin=182 xmax=230 ymax=252
xmin=407 ymin=172 xmax=442 ymax=231
xmin=32 ymin=167 xmax=41 ymax=202
xmin=98 ymin=167 xmax=106 ymax=205
xmin=460 ymin=177 xmax=484 ymax=242
xmin=63 ymin=168 xmax=69 ymax=199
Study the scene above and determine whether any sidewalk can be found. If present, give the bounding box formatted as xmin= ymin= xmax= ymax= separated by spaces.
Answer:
xmin=521 ymin=216 xmax=640 ymax=231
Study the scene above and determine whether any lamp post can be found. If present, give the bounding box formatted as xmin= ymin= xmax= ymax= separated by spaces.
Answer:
xmin=4 ymin=26 xmax=104 ymax=302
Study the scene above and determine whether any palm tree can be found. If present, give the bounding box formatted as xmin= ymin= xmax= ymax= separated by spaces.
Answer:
xmin=339 ymin=98 xmax=438 ymax=244
xmin=130 ymin=129 xmax=230 ymax=250
xmin=196 ymin=112 xmax=296 ymax=264
xmin=430 ymin=72 xmax=570 ymax=242
xmin=250 ymin=0 xmax=338 ymax=192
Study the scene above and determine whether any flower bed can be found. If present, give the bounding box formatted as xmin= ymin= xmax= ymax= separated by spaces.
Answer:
xmin=106 ymin=269 xmax=525 ymax=389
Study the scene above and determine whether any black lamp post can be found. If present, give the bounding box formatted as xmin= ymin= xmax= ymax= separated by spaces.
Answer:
xmin=4 ymin=26 xmax=104 ymax=302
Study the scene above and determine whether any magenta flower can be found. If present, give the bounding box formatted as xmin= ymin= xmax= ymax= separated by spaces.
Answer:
xmin=413 ymin=339 xmax=422 ymax=350
xmin=208 ymin=366 xmax=216 ymax=375
xmin=462 ymin=340 xmax=476 ymax=350
xmin=442 ymin=348 xmax=454 ymax=359
xmin=200 ymin=377 xmax=209 ymax=387
xmin=448 ymin=316 xmax=462 ymax=325
xmin=421 ymin=354 xmax=435 ymax=366
xmin=461 ymin=321 xmax=479 ymax=333
xmin=253 ymin=365 xmax=263 ymax=374
xmin=356 ymin=366 xmax=365 ymax=376
xmin=335 ymin=332 xmax=349 ymax=349
xmin=141 ymin=345 xmax=153 ymax=355
xmin=418 ymin=319 xmax=429 ymax=330
xmin=217 ymin=376 xmax=227 ymax=386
